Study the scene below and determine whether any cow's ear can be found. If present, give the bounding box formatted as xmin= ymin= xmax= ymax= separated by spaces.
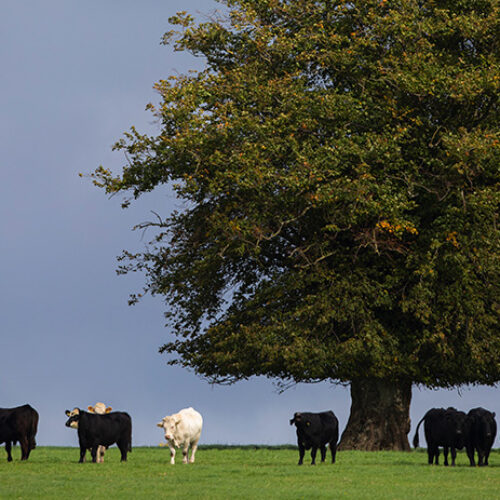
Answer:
xmin=88 ymin=406 xmax=95 ymax=413
xmin=174 ymin=415 xmax=182 ymax=425
xmin=156 ymin=422 xmax=164 ymax=428
xmin=65 ymin=410 xmax=71 ymax=416
xmin=105 ymin=406 xmax=112 ymax=413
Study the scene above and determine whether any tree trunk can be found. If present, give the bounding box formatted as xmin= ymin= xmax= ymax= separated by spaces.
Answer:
xmin=339 ymin=379 xmax=412 ymax=451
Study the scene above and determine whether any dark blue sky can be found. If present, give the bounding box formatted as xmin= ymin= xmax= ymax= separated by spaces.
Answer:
xmin=1 ymin=0 xmax=498 ymax=448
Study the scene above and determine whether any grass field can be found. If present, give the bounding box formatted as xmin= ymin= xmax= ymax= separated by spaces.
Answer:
xmin=0 ymin=446 xmax=498 ymax=499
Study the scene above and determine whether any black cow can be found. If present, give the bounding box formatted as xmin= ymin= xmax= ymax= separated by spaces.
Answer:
xmin=413 ymin=407 xmax=467 ymax=466
xmin=465 ymin=407 xmax=497 ymax=467
xmin=290 ymin=411 xmax=339 ymax=465
xmin=65 ymin=408 xmax=132 ymax=463
xmin=0 ymin=404 xmax=39 ymax=462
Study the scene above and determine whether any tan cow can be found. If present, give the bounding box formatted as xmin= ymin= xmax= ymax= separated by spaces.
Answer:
xmin=67 ymin=402 xmax=112 ymax=463
xmin=157 ymin=407 xmax=203 ymax=464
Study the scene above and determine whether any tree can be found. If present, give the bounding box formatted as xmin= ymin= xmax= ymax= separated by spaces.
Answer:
xmin=93 ymin=0 xmax=500 ymax=450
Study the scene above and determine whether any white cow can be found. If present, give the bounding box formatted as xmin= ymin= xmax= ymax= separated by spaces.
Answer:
xmin=67 ymin=402 xmax=112 ymax=463
xmin=157 ymin=407 xmax=203 ymax=464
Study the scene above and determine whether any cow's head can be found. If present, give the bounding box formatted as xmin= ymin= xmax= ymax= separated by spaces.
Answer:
xmin=290 ymin=412 xmax=311 ymax=429
xmin=484 ymin=412 xmax=496 ymax=437
xmin=469 ymin=409 xmax=497 ymax=438
xmin=445 ymin=408 xmax=467 ymax=448
xmin=157 ymin=414 xmax=182 ymax=445
xmin=88 ymin=402 xmax=112 ymax=415
xmin=65 ymin=408 xmax=81 ymax=428
xmin=290 ymin=412 xmax=301 ymax=426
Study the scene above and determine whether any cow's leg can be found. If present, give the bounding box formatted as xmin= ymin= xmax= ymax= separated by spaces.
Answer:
xmin=320 ymin=445 xmax=327 ymax=463
xmin=428 ymin=445 xmax=439 ymax=465
xmin=310 ymin=446 xmax=318 ymax=465
xmin=297 ymin=443 xmax=305 ymax=465
xmin=450 ymin=447 xmax=457 ymax=466
xmin=182 ymin=442 xmax=190 ymax=464
xmin=19 ymin=436 xmax=29 ymax=460
xmin=466 ymin=445 xmax=476 ymax=466
xmin=168 ymin=442 xmax=176 ymax=465
xmin=79 ymin=446 xmax=87 ymax=463
xmin=189 ymin=439 xmax=199 ymax=463
xmin=443 ymin=445 xmax=449 ymax=466
xmin=90 ymin=446 xmax=98 ymax=463
xmin=97 ymin=445 xmax=106 ymax=463
xmin=5 ymin=442 xmax=12 ymax=462
xmin=330 ymin=441 xmax=337 ymax=464
xmin=477 ymin=448 xmax=485 ymax=466
xmin=117 ymin=441 xmax=128 ymax=462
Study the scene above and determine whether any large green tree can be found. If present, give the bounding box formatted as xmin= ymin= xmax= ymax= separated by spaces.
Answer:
xmin=93 ymin=0 xmax=500 ymax=449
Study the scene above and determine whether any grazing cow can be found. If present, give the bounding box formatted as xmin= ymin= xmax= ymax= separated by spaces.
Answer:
xmin=157 ymin=407 xmax=203 ymax=464
xmin=413 ymin=407 xmax=467 ymax=466
xmin=0 ymin=404 xmax=39 ymax=462
xmin=67 ymin=403 xmax=112 ymax=463
xmin=465 ymin=407 xmax=497 ymax=467
xmin=290 ymin=411 xmax=339 ymax=465
xmin=65 ymin=408 xmax=132 ymax=463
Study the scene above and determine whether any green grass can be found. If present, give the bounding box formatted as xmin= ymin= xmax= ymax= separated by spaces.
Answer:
xmin=0 ymin=446 xmax=498 ymax=499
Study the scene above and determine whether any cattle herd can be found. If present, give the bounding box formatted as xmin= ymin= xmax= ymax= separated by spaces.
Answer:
xmin=0 ymin=403 xmax=496 ymax=467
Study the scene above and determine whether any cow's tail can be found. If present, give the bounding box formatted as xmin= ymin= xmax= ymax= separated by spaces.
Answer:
xmin=412 ymin=415 xmax=426 ymax=449
xmin=29 ymin=408 xmax=39 ymax=449
xmin=128 ymin=421 xmax=132 ymax=452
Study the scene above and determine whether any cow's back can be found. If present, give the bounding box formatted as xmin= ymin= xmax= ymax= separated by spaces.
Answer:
xmin=424 ymin=408 xmax=465 ymax=447
xmin=423 ymin=408 xmax=447 ymax=443
xmin=318 ymin=411 xmax=339 ymax=442
xmin=0 ymin=405 xmax=38 ymax=444
xmin=175 ymin=408 xmax=203 ymax=443
xmin=78 ymin=411 xmax=132 ymax=448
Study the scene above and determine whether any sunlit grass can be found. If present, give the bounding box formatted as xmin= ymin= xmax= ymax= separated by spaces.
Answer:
xmin=0 ymin=446 xmax=498 ymax=499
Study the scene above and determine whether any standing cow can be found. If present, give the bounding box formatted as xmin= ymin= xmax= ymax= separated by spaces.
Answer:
xmin=413 ymin=407 xmax=467 ymax=466
xmin=0 ymin=404 xmax=39 ymax=462
xmin=465 ymin=407 xmax=497 ymax=467
xmin=290 ymin=411 xmax=339 ymax=465
xmin=65 ymin=408 xmax=132 ymax=463
xmin=157 ymin=407 xmax=203 ymax=464
xmin=66 ymin=403 xmax=113 ymax=463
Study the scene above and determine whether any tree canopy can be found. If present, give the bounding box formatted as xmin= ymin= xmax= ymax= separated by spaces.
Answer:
xmin=94 ymin=0 xmax=500 ymax=392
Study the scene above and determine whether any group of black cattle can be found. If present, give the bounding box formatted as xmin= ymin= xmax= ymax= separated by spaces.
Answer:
xmin=289 ymin=406 xmax=496 ymax=467
xmin=0 ymin=404 xmax=131 ymax=463
xmin=0 ymin=404 xmax=497 ymax=466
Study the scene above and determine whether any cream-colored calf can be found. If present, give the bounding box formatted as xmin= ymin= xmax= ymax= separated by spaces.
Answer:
xmin=157 ymin=407 xmax=203 ymax=464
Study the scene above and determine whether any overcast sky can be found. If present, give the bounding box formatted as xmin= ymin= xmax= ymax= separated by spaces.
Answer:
xmin=1 ymin=0 xmax=498 ymax=449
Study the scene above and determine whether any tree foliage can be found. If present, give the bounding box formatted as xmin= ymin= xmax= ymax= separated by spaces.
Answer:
xmin=93 ymin=0 xmax=500 ymax=389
